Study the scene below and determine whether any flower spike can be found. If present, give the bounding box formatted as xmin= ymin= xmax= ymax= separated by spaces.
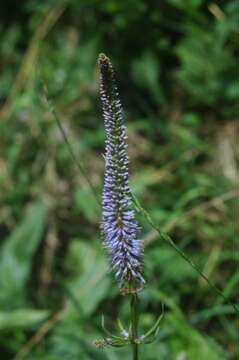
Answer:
xmin=98 ymin=53 xmax=144 ymax=289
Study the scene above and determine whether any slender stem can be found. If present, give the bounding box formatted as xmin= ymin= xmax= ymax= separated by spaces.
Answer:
xmin=130 ymin=293 xmax=139 ymax=360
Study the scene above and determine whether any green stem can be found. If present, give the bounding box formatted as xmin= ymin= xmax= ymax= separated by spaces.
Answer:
xmin=130 ymin=293 xmax=139 ymax=360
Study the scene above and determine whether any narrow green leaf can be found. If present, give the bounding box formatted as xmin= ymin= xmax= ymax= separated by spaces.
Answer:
xmin=0 ymin=309 xmax=49 ymax=331
xmin=0 ymin=202 xmax=48 ymax=308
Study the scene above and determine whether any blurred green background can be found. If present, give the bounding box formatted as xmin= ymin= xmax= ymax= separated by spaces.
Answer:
xmin=1 ymin=1 xmax=239 ymax=359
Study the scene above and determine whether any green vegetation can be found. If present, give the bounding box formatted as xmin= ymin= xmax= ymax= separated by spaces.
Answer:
xmin=1 ymin=1 xmax=239 ymax=359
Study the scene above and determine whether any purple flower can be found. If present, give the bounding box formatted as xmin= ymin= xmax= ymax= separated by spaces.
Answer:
xmin=98 ymin=53 xmax=144 ymax=288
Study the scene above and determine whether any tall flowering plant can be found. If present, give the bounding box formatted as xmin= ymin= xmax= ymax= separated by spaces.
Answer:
xmin=43 ymin=53 xmax=239 ymax=360
xmin=96 ymin=54 xmax=162 ymax=360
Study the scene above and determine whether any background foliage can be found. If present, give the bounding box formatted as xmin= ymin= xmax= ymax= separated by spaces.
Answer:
xmin=1 ymin=1 xmax=239 ymax=359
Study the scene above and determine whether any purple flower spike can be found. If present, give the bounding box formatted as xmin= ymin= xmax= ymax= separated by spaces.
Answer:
xmin=98 ymin=53 xmax=144 ymax=288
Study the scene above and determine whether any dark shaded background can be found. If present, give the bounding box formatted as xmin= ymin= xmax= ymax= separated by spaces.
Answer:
xmin=0 ymin=1 xmax=239 ymax=359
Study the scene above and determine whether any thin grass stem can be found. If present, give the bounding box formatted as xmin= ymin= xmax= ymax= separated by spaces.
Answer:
xmin=41 ymin=82 xmax=100 ymax=209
